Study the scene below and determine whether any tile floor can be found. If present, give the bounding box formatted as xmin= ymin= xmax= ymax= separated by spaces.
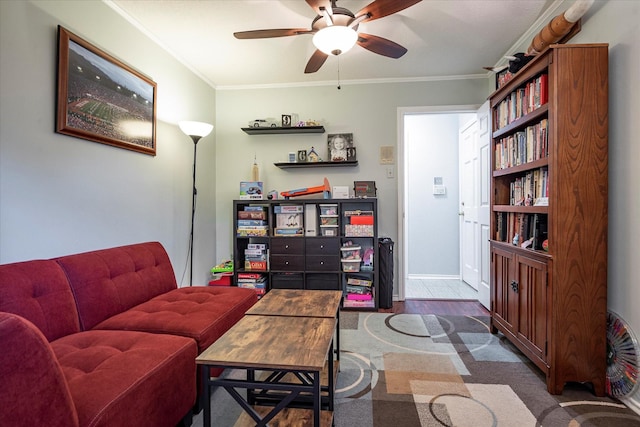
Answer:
xmin=404 ymin=278 xmax=478 ymax=300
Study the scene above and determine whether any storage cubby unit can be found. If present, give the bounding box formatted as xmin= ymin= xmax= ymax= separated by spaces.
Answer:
xmin=489 ymin=44 xmax=608 ymax=396
xmin=233 ymin=199 xmax=378 ymax=309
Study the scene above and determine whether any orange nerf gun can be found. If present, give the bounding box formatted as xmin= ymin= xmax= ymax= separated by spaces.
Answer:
xmin=280 ymin=177 xmax=331 ymax=199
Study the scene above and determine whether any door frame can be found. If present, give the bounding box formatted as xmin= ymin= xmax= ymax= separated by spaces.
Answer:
xmin=397 ymin=105 xmax=480 ymax=301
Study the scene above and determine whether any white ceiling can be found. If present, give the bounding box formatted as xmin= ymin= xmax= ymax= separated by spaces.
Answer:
xmin=107 ymin=0 xmax=560 ymax=88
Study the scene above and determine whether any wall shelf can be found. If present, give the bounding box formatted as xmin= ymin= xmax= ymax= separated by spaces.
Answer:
xmin=241 ymin=126 xmax=325 ymax=135
xmin=274 ymin=161 xmax=358 ymax=169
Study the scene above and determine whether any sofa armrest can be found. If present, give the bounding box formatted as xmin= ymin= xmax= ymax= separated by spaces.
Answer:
xmin=0 ymin=312 xmax=79 ymax=427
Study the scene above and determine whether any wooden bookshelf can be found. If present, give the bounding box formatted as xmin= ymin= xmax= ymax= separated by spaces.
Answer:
xmin=489 ymin=44 xmax=608 ymax=396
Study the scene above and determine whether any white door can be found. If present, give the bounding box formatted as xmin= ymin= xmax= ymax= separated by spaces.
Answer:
xmin=459 ymin=102 xmax=491 ymax=309
xmin=459 ymin=119 xmax=479 ymax=290
xmin=477 ymin=101 xmax=491 ymax=309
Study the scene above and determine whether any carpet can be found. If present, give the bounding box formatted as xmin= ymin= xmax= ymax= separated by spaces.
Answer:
xmin=192 ymin=312 xmax=640 ymax=426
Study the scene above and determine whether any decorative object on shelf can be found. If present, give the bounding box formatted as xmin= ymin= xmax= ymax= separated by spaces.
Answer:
xmin=56 ymin=26 xmax=157 ymax=156
xmin=297 ymin=150 xmax=308 ymax=162
xmin=327 ymin=133 xmax=354 ymax=162
xmin=354 ymin=181 xmax=376 ymax=198
xmin=281 ymin=114 xmax=298 ymax=127
xmin=307 ymin=146 xmax=320 ymax=162
xmin=239 ymin=181 xmax=264 ymax=200
xmin=251 ymin=154 xmax=259 ymax=181
xmin=527 ymin=0 xmax=591 ymax=55
xmin=248 ymin=118 xmax=278 ymax=128
xmin=288 ymin=152 xmax=296 ymax=163
xmin=606 ymin=311 xmax=639 ymax=398
xmin=233 ymin=0 xmax=421 ymax=74
xmin=267 ymin=190 xmax=278 ymax=200
xmin=280 ymin=177 xmax=331 ymax=199
xmin=178 ymin=120 xmax=214 ymax=286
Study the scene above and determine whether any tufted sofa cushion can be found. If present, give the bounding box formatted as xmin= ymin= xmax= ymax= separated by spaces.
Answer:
xmin=55 ymin=241 xmax=178 ymax=331
xmin=52 ymin=329 xmax=197 ymax=427
xmin=94 ymin=285 xmax=257 ymax=353
xmin=0 ymin=312 xmax=80 ymax=427
xmin=0 ymin=260 xmax=80 ymax=341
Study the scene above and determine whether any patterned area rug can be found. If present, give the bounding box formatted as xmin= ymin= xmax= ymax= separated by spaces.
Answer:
xmin=192 ymin=312 xmax=640 ymax=426
xmin=336 ymin=312 xmax=640 ymax=427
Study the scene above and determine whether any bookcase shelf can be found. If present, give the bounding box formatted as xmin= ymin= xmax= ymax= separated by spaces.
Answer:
xmin=489 ymin=44 xmax=608 ymax=396
xmin=233 ymin=199 xmax=378 ymax=310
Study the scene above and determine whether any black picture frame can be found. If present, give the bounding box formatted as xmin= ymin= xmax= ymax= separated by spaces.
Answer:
xmin=327 ymin=133 xmax=354 ymax=162
xmin=354 ymin=181 xmax=376 ymax=198
xmin=56 ymin=26 xmax=157 ymax=155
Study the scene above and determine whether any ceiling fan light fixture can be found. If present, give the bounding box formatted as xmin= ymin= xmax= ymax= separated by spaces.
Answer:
xmin=312 ymin=25 xmax=358 ymax=56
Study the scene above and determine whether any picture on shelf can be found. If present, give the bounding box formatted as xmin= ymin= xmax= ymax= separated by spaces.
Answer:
xmin=327 ymin=133 xmax=355 ymax=162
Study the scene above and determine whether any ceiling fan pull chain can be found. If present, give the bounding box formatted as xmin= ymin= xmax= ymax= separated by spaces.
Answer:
xmin=337 ymin=56 xmax=341 ymax=90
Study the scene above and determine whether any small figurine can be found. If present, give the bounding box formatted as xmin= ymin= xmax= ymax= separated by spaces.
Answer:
xmin=513 ymin=233 xmax=520 ymax=246
xmin=307 ymin=146 xmax=320 ymax=162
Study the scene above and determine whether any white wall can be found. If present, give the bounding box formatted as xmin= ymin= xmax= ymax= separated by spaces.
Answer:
xmin=0 ymin=1 xmax=217 ymax=286
xmin=405 ymin=113 xmax=466 ymax=276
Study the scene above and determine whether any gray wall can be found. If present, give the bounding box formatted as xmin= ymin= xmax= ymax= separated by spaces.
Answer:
xmin=214 ymin=80 xmax=488 ymax=263
xmin=405 ymin=113 xmax=469 ymax=276
xmin=0 ymin=1 xmax=217 ymax=286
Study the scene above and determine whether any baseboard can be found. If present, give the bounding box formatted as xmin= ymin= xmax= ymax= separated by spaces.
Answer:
xmin=407 ymin=274 xmax=461 ymax=280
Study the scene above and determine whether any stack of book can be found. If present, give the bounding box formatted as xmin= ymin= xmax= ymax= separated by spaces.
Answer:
xmin=345 ymin=275 xmax=374 ymax=307
xmin=274 ymin=205 xmax=303 ymax=236
xmin=237 ymin=206 xmax=268 ymax=236
xmin=237 ymin=272 xmax=267 ymax=298
xmin=244 ymin=243 xmax=267 ymax=271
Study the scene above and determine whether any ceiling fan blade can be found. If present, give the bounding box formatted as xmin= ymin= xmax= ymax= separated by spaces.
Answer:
xmin=305 ymin=0 xmax=333 ymax=16
xmin=234 ymin=29 xmax=311 ymax=39
xmin=304 ymin=50 xmax=329 ymax=73
xmin=356 ymin=0 xmax=422 ymax=23
xmin=357 ymin=33 xmax=407 ymax=58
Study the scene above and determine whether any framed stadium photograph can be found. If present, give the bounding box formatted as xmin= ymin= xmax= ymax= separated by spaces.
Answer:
xmin=56 ymin=26 xmax=157 ymax=155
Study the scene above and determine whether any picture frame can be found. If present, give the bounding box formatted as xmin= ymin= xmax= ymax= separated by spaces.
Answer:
xmin=56 ymin=26 xmax=157 ymax=156
xmin=281 ymin=114 xmax=292 ymax=127
xmin=354 ymin=181 xmax=377 ymax=198
xmin=327 ymin=133 xmax=354 ymax=162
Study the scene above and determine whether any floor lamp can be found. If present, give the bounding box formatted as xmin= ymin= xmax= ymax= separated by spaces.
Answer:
xmin=179 ymin=121 xmax=214 ymax=286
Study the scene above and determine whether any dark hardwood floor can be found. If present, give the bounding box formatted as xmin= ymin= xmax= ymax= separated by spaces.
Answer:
xmin=380 ymin=300 xmax=489 ymax=316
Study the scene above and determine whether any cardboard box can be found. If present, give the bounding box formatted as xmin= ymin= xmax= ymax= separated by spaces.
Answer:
xmin=239 ymin=182 xmax=264 ymax=199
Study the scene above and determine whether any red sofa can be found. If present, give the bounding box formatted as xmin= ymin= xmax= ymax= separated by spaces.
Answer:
xmin=0 ymin=242 xmax=257 ymax=427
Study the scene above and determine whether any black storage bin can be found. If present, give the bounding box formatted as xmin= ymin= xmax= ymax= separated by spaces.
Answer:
xmin=378 ymin=237 xmax=394 ymax=309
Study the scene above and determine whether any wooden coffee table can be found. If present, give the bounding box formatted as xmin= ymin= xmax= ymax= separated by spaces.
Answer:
xmin=196 ymin=314 xmax=335 ymax=427
xmin=246 ymin=289 xmax=342 ymax=358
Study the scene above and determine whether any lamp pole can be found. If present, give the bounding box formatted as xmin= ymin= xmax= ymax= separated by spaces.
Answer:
xmin=188 ymin=135 xmax=201 ymax=286
xmin=179 ymin=120 xmax=213 ymax=287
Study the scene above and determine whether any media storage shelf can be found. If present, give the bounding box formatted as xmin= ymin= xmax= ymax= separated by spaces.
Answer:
xmin=241 ymin=126 xmax=325 ymax=135
xmin=232 ymin=198 xmax=378 ymax=310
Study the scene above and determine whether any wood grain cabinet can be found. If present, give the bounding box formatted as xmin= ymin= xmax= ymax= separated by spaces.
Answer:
xmin=489 ymin=44 xmax=608 ymax=395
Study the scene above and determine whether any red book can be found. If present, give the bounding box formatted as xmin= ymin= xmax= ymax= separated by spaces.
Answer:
xmin=351 ymin=215 xmax=374 ymax=225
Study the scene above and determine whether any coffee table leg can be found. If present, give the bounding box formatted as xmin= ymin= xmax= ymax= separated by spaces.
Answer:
xmin=313 ymin=370 xmax=321 ymax=427
xmin=202 ymin=367 xmax=211 ymax=427
xmin=328 ymin=340 xmax=335 ymax=411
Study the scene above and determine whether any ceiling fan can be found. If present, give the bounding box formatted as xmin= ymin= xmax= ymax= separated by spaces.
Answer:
xmin=234 ymin=0 xmax=422 ymax=73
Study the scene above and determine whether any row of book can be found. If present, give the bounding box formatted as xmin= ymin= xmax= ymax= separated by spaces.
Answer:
xmin=509 ymin=167 xmax=549 ymax=206
xmin=494 ymin=119 xmax=548 ymax=170
xmin=494 ymin=74 xmax=548 ymax=129
xmin=496 ymin=212 xmax=548 ymax=250
xmin=237 ymin=205 xmax=268 ymax=236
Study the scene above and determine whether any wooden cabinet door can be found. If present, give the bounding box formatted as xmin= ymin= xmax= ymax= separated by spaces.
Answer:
xmin=515 ymin=254 xmax=548 ymax=365
xmin=491 ymin=245 xmax=516 ymax=334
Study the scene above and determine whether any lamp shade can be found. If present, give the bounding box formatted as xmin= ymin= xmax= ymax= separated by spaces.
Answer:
xmin=179 ymin=121 xmax=213 ymax=138
xmin=312 ymin=26 xmax=358 ymax=56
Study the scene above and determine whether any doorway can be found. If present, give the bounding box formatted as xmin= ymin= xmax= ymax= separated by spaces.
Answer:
xmin=397 ymin=105 xmax=482 ymax=303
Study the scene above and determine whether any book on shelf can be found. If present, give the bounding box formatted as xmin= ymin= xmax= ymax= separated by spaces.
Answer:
xmin=346 ymin=293 xmax=373 ymax=301
xmin=273 ymin=205 xmax=303 ymax=214
xmin=236 ymin=228 xmax=268 ymax=237
xmin=274 ymin=227 xmax=303 ymax=236
xmin=237 ymin=210 xmax=266 ymax=220
xmin=275 ymin=212 xmax=303 ymax=229
xmin=237 ymin=219 xmax=267 ymax=227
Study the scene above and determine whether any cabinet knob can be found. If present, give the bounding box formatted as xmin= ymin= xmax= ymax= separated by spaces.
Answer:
xmin=285 ymin=245 xmax=289 ymax=249
xmin=510 ymin=280 xmax=519 ymax=293
xmin=320 ymin=245 xmax=324 ymax=249
xmin=320 ymin=261 xmax=324 ymax=265
xmin=285 ymin=261 xmax=289 ymax=265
